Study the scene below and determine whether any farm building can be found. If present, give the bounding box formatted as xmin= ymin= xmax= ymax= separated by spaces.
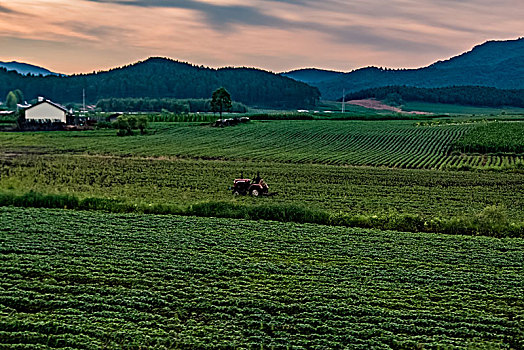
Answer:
xmin=25 ymin=98 xmax=72 ymax=124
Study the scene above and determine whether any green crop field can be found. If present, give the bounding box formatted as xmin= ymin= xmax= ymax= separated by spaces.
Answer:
xmin=402 ymin=102 xmax=524 ymax=115
xmin=2 ymin=117 xmax=524 ymax=348
xmin=1 ymin=120 xmax=524 ymax=170
xmin=1 ymin=207 xmax=523 ymax=349
xmin=454 ymin=122 xmax=524 ymax=154
xmin=2 ymin=154 xmax=524 ymax=222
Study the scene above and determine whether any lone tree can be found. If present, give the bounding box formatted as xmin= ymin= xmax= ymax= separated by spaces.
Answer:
xmin=5 ymin=91 xmax=18 ymax=109
xmin=211 ymin=87 xmax=232 ymax=117
xmin=5 ymin=89 xmax=24 ymax=109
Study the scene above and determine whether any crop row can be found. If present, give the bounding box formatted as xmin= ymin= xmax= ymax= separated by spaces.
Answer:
xmin=1 ymin=120 xmax=523 ymax=169
xmin=1 ymin=207 xmax=523 ymax=349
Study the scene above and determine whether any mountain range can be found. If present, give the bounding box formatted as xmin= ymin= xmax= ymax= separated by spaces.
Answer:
xmin=1 ymin=37 xmax=523 ymax=106
xmin=283 ymin=37 xmax=524 ymax=100
xmin=0 ymin=61 xmax=59 ymax=76
xmin=0 ymin=58 xmax=319 ymax=108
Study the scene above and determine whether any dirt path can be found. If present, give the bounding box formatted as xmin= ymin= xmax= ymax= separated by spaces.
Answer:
xmin=348 ymin=99 xmax=430 ymax=115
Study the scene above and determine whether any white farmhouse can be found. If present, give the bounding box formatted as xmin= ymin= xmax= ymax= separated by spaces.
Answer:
xmin=25 ymin=98 xmax=70 ymax=123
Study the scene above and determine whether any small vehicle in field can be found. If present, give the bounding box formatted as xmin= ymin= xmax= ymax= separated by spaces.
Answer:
xmin=231 ymin=173 xmax=271 ymax=197
xmin=214 ymin=117 xmax=250 ymax=127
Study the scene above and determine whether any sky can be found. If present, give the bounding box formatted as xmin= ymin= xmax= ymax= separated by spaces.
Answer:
xmin=0 ymin=0 xmax=523 ymax=74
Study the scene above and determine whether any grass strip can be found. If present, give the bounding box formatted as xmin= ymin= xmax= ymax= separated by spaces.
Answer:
xmin=1 ymin=191 xmax=522 ymax=238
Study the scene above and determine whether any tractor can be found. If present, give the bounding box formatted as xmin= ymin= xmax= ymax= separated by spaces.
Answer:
xmin=231 ymin=172 xmax=271 ymax=197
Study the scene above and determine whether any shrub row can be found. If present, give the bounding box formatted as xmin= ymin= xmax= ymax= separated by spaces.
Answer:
xmin=1 ymin=191 xmax=522 ymax=238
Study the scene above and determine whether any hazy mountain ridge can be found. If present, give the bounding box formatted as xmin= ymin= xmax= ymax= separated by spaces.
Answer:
xmin=428 ymin=38 xmax=524 ymax=68
xmin=0 ymin=57 xmax=320 ymax=108
xmin=281 ymin=68 xmax=342 ymax=84
xmin=0 ymin=61 xmax=59 ymax=76
xmin=284 ymin=38 xmax=524 ymax=100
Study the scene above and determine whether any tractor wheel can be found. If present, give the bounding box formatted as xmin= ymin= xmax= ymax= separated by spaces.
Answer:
xmin=233 ymin=190 xmax=240 ymax=195
xmin=250 ymin=188 xmax=260 ymax=197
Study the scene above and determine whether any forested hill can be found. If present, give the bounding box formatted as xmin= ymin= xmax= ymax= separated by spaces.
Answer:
xmin=286 ymin=38 xmax=524 ymax=100
xmin=0 ymin=61 xmax=59 ymax=77
xmin=343 ymin=86 xmax=524 ymax=108
xmin=0 ymin=57 xmax=320 ymax=108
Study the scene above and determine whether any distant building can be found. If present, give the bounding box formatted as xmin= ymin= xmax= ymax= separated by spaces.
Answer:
xmin=17 ymin=102 xmax=31 ymax=109
xmin=25 ymin=97 xmax=71 ymax=123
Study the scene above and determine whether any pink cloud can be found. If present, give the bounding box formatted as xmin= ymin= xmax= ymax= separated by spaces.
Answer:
xmin=0 ymin=0 xmax=522 ymax=74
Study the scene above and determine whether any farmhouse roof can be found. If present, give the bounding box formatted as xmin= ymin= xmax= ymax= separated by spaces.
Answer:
xmin=25 ymin=99 xmax=69 ymax=113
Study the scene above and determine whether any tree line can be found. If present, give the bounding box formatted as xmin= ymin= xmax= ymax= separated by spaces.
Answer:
xmin=0 ymin=57 xmax=320 ymax=109
xmin=342 ymin=85 xmax=524 ymax=107
xmin=96 ymin=97 xmax=247 ymax=113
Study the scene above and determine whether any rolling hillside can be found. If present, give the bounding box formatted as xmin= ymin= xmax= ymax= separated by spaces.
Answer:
xmin=284 ymin=38 xmax=524 ymax=100
xmin=0 ymin=57 xmax=320 ymax=108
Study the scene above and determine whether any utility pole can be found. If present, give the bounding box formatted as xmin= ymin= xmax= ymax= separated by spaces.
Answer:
xmin=342 ymin=88 xmax=345 ymax=113
xmin=82 ymin=88 xmax=86 ymax=113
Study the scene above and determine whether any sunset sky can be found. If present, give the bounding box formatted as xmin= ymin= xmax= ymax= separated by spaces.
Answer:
xmin=0 ymin=0 xmax=522 ymax=75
